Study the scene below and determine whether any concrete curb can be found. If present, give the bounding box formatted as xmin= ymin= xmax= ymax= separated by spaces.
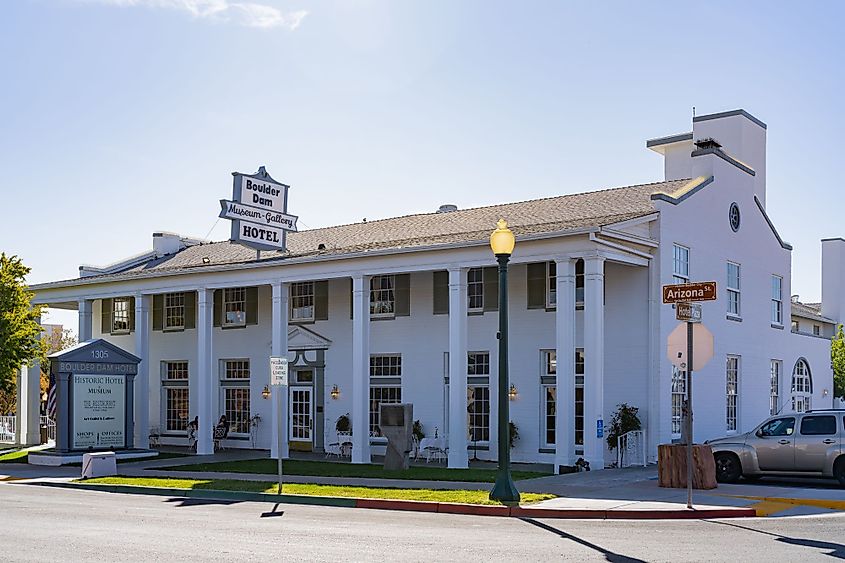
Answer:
xmin=33 ymin=481 xmax=757 ymax=520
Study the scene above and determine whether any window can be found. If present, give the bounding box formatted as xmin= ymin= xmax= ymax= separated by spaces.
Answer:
xmin=164 ymin=292 xmax=185 ymax=330
xmin=112 ymin=297 xmax=131 ymax=333
xmin=791 ymin=320 xmax=799 ymax=333
xmin=575 ymin=348 xmax=584 ymax=446
xmin=727 ymin=262 xmax=741 ymax=316
xmin=290 ymin=282 xmax=315 ymax=321
xmin=726 ymin=356 xmax=740 ymax=432
xmin=813 ymin=325 xmax=821 ymax=336
xmin=370 ymin=355 xmax=401 ymax=435
xmin=759 ymin=417 xmax=794 ymax=437
xmin=545 ymin=350 xmax=557 ymax=375
xmin=467 ymin=268 xmax=484 ymax=310
xmin=369 ymin=387 xmax=401 ymax=436
xmin=223 ymin=288 xmax=246 ymax=327
xmin=467 ymin=386 xmax=490 ymax=442
xmin=800 ymin=415 xmax=836 ymax=436
xmin=161 ymin=361 xmax=189 ymax=432
xmin=220 ymin=359 xmax=250 ymax=434
xmin=370 ymin=275 xmax=395 ymax=316
xmin=791 ymin=359 xmax=812 ymax=413
xmin=547 ymin=261 xmax=557 ymax=308
xmin=770 ymin=360 xmax=781 ymax=416
xmin=673 ymin=244 xmax=690 ymax=284
xmin=575 ymin=259 xmax=585 ymax=304
xmin=467 ymin=352 xmax=490 ymax=376
xmin=542 ymin=386 xmax=556 ymax=446
xmin=671 ymin=366 xmax=686 ymax=437
xmin=540 ymin=350 xmax=557 ymax=448
xmin=771 ymin=276 xmax=783 ymax=325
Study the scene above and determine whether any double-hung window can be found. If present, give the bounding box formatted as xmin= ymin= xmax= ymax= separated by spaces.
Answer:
xmin=223 ymin=288 xmax=247 ymax=327
xmin=164 ymin=292 xmax=185 ymax=330
xmin=467 ymin=268 xmax=484 ymax=311
xmin=771 ymin=276 xmax=783 ymax=325
xmin=726 ymin=356 xmax=740 ymax=432
xmin=575 ymin=349 xmax=584 ymax=446
xmin=540 ymin=350 xmax=557 ymax=447
xmin=547 ymin=262 xmax=557 ymax=308
xmin=575 ymin=259 xmax=585 ymax=305
xmin=112 ymin=297 xmax=131 ymax=333
xmin=290 ymin=282 xmax=315 ymax=321
xmin=770 ymin=360 xmax=781 ymax=416
xmin=369 ymin=355 xmax=401 ymax=435
xmin=673 ymin=244 xmax=690 ymax=284
xmin=727 ymin=262 xmax=741 ymax=317
xmin=370 ymin=275 xmax=395 ymax=317
xmin=220 ymin=359 xmax=250 ymax=434
xmin=161 ymin=361 xmax=189 ymax=432
xmin=467 ymin=352 xmax=490 ymax=443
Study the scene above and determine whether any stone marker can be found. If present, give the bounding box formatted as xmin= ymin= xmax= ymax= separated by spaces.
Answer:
xmin=380 ymin=403 xmax=413 ymax=471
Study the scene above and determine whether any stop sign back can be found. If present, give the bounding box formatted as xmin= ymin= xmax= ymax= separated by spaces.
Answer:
xmin=667 ymin=322 xmax=714 ymax=371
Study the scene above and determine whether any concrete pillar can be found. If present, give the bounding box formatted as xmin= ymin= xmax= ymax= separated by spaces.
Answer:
xmin=14 ymin=369 xmax=23 ymax=445
xmin=447 ymin=267 xmax=468 ymax=468
xmin=271 ymin=282 xmax=289 ymax=460
xmin=134 ymin=294 xmax=151 ymax=449
xmin=583 ymin=256 xmax=605 ymax=469
xmin=196 ymin=289 xmax=214 ymax=455
xmin=78 ymin=299 xmax=93 ymax=342
xmin=351 ymin=275 xmax=371 ymax=464
xmin=555 ymin=257 xmax=577 ymax=470
xmin=21 ymin=316 xmax=42 ymax=445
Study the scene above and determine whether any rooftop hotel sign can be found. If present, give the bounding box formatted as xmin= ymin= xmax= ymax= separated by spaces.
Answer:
xmin=219 ymin=166 xmax=299 ymax=251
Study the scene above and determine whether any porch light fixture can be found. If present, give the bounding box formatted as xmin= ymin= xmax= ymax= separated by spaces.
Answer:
xmin=262 ymin=385 xmax=271 ymax=400
xmin=508 ymin=384 xmax=518 ymax=401
xmin=488 ymin=218 xmax=520 ymax=504
xmin=330 ymin=384 xmax=340 ymax=400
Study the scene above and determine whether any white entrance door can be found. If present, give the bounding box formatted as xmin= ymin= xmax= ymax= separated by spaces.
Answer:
xmin=289 ymin=387 xmax=313 ymax=449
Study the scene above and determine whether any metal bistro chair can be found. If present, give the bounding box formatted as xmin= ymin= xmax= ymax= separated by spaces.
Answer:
xmin=213 ymin=424 xmax=230 ymax=452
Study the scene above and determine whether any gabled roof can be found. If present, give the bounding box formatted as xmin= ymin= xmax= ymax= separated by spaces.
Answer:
xmin=791 ymin=301 xmax=835 ymax=324
xmin=32 ymin=178 xmax=690 ymax=288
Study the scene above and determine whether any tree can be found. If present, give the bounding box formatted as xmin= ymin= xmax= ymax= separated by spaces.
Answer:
xmin=833 ymin=324 xmax=845 ymax=400
xmin=0 ymin=254 xmax=43 ymax=398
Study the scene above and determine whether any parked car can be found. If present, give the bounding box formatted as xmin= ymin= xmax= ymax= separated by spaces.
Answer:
xmin=706 ymin=409 xmax=845 ymax=486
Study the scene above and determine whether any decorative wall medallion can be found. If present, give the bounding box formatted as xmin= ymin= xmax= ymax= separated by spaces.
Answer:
xmin=729 ymin=202 xmax=741 ymax=232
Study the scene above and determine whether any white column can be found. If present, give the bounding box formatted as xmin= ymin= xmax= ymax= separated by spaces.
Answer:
xmin=447 ymin=267 xmax=468 ymax=468
xmin=134 ymin=294 xmax=151 ymax=449
xmin=14 ymin=369 xmax=23 ymax=445
xmin=196 ymin=289 xmax=214 ymax=455
xmin=351 ymin=275 xmax=371 ymax=464
xmin=271 ymin=282 xmax=289 ymax=459
xmin=21 ymin=315 xmax=42 ymax=445
xmin=78 ymin=299 xmax=93 ymax=342
xmin=555 ymin=258 xmax=576 ymax=470
xmin=583 ymin=256 xmax=605 ymax=469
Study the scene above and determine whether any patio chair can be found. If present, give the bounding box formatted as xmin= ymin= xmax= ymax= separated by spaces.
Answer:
xmin=213 ymin=424 xmax=229 ymax=451
xmin=148 ymin=426 xmax=161 ymax=448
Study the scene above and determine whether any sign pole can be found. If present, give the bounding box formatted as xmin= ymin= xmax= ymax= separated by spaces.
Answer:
xmin=277 ymin=386 xmax=284 ymax=495
xmin=686 ymin=320 xmax=694 ymax=509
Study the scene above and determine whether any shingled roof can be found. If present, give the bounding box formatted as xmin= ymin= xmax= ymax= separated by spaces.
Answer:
xmin=791 ymin=301 xmax=835 ymax=324
xmin=34 ymin=178 xmax=691 ymax=288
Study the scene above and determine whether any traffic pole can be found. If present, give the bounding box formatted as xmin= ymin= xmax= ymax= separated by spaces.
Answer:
xmin=277 ymin=386 xmax=284 ymax=495
xmin=686 ymin=320 xmax=694 ymax=509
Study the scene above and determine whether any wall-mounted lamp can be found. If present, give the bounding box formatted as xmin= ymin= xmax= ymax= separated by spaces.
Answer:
xmin=261 ymin=385 xmax=271 ymax=400
xmin=823 ymin=388 xmax=829 ymax=397
xmin=508 ymin=384 xmax=518 ymax=401
xmin=330 ymin=384 xmax=340 ymax=400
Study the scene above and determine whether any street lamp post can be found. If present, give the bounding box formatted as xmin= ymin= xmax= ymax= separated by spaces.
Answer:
xmin=489 ymin=219 xmax=521 ymax=504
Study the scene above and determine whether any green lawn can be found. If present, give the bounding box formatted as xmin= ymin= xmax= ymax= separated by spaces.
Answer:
xmin=160 ymin=459 xmax=548 ymax=482
xmin=81 ymin=476 xmax=555 ymax=506
xmin=0 ymin=449 xmax=28 ymax=463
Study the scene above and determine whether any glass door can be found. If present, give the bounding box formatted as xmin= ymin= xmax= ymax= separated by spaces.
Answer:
xmin=289 ymin=386 xmax=313 ymax=450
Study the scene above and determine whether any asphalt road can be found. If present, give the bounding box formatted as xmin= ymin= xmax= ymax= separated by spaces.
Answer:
xmin=2 ymin=483 xmax=845 ymax=562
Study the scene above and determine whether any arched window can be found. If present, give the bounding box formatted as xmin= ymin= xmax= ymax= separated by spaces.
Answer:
xmin=791 ymin=358 xmax=812 ymax=413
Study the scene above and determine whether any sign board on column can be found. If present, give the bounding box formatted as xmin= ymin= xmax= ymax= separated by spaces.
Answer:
xmin=596 ymin=419 xmax=604 ymax=438
xmin=270 ymin=357 xmax=288 ymax=386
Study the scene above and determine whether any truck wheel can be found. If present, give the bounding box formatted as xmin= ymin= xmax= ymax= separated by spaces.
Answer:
xmin=715 ymin=452 xmax=742 ymax=483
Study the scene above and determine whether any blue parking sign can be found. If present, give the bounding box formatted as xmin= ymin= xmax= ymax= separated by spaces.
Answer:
xmin=596 ymin=419 xmax=604 ymax=438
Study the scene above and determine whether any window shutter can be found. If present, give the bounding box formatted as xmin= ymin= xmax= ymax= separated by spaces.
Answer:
xmin=482 ymin=266 xmax=499 ymax=312
xmin=213 ymin=290 xmax=222 ymax=327
xmin=526 ymin=262 xmax=547 ymax=309
xmin=101 ymin=298 xmax=112 ymax=335
xmin=432 ymin=271 xmax=449 ymax=315
xmin=152 ymin=294 xmax=164 ymax=331
xmin=184 ymin=291 xmax=196 ymax=330
xmin=394 ymin=274 xmax=410 ymax=316
xmin=245 ymin=286 xmax=259 ymax=325
xmin=314 ymin=281 xmax=329 ymax=321
xmin=128 ymin=296 xmax=136 ymax=332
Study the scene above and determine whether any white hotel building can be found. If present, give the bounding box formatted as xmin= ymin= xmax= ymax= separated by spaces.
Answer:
xmin=21 ymin=109 xmax=845 ymax=471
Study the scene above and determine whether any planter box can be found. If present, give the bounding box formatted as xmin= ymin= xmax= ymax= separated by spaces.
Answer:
xmin=657 ymin=444 xmax=717 ymax=489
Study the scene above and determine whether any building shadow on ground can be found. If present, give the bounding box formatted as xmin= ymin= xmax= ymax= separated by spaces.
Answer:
xmin=520 ymin=518 xmax=647 ymax=562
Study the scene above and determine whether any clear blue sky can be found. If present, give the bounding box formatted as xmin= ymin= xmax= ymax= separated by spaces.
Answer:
xmin=2 ymin=1 xmax=843 ymax=328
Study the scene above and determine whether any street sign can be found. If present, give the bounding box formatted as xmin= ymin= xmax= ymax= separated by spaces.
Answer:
xmin=270 ymin=357 xmax=288 ymax=386
xmin=596 ymin=419 xmax=604 ymax=438
xmin=667 ymin=323 xmax=714 ymax=371
xmin=662 ymin=281 xmax=717 ymax=304
xmin=676 ymin=302 xmax=702 ymax=323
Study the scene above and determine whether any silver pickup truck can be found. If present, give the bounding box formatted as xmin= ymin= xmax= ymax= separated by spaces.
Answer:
xmin=706 ymin=409 xmax=845 ymax=486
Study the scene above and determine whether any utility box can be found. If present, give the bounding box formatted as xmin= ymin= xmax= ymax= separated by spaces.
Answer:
xmin=379 ymin=403 xmax=413 ymax=471
xmin=81 ymin=451 xmax=117 ymax=479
